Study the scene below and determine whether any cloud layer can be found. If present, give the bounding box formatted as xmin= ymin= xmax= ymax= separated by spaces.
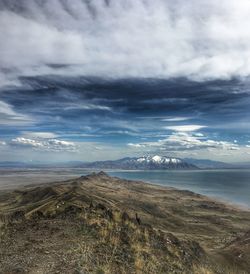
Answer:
xmin=10 ymin=137 xmax=77 ymax=152
xmin=0 ymin=100 xmax=32 ymax=125
xmin=0 ymin=76 xmax=249 ymax=161
xmin=0 ymin=2 xmax=250 ymax=162
xmin=128 ymin=132 xmax=240 ymax=152
xmin=1 ymin=0 xmax=250 ymax=85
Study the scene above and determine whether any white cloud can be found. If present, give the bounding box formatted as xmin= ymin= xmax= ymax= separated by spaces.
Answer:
xmin=127 ymin=143 xmax=145 ymax=148
xmin=128 ymin=132 xmax=240 ymax=152
xmin=0 ymin=140 xmax=6 ymax=146
xmin=1 ymin=0 xmax=250 ymax=85
xmin=194 ymin=133 xmax=204 ymax=137
xmin=10 ymin=137 xmax=77 ymax=152
xmin=11 ymin=138 xmax=43 ymax=148
xmin=164 ymin=125 xmax=206 ymax=132
xmin=162 ymin=117 xmax=190 ymax=122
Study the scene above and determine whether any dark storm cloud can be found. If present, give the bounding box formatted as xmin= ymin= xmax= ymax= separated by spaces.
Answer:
xmin=0 ymin=76 xmax=249 ymax=162
xmin=1 ymin=77 xmax=250 ymax=138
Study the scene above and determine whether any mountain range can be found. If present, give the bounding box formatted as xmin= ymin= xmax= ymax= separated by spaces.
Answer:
xmin=0 ymin=156 xmax=249 ymax=169
xmin=79 ymin=155 xmax=197 ymax=170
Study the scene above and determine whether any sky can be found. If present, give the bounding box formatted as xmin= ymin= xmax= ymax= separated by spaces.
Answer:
xmin=0 ymin=0 xmax=250 ymax=163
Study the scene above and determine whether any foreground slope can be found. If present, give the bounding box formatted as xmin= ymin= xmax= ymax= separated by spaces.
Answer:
xmin=0 ymin=172 xmax=249 ymax=274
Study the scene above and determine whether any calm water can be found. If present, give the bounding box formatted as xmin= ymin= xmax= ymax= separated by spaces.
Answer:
xmin=0 ymin=168 xmax=249 ymax=208
xmin=108 ymin=169 xmax=250 ymax=208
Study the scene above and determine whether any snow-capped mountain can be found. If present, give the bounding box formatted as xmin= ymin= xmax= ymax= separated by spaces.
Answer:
xmin=82 ymin=155 xmax=197 ymax=170
xmin=136 ymin=155 xmax=182 ymax=164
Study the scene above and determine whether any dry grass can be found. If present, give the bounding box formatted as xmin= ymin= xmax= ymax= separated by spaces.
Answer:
xmin=0 ymin=172 xmax=249 ymax=274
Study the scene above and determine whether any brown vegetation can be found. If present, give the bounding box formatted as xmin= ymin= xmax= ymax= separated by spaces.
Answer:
xmin=0 ymin=172 xmax=249 ymax=273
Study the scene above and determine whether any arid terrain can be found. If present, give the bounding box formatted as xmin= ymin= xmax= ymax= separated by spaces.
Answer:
xmin=0 ymin=172 xmax=250 ymax=274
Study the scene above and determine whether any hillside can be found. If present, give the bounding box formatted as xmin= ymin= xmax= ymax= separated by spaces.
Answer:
xmin=0 ymin=172 xmax=250 ymax=274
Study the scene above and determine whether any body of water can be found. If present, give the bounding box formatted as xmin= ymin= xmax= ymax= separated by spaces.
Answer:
xmin=108 ymin=169 xmax=250 ymax=208
xmin=0 ymin=168 xmax=249 ymax=208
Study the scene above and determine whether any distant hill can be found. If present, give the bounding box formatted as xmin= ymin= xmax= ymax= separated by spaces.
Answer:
xmin=79 ymin=155 xmax=197 ymax=170
xmin=183 ymin=158 xmax=235 ymax=169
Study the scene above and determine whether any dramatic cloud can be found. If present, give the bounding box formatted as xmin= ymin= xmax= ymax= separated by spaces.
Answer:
xmin=0 ymin=2 xmax=250 ymax=162
xmin=10 ymin=137 xmax=77 ymax=152
xmin=0 ymin=76 xmax=249 ymax=162
xmin=1 ymin=0 xmax=250 ymax=85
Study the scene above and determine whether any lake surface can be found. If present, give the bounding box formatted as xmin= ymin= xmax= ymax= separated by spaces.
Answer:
xmin=0 ymin=168 xmax=249 ymax=208
xmin=109 ymin=169 xmax=250 ymax=208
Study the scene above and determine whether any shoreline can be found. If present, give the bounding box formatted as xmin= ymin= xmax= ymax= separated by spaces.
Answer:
xmin=0 ymin=168 xmax=249 ymax=210
xmin=139 ymin=179 xmax=250 ymax=211
xmin=0 ymin=172 xmax=249 ymax=213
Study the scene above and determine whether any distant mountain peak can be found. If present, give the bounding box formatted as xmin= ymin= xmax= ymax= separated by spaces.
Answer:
xmin=136 ymin=155 xmax=182 ymax=164
xmin=81 ymin=155 xmax=196 ymax=170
